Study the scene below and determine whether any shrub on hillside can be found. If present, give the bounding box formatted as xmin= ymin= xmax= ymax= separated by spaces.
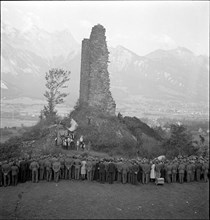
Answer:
xmin=0 ymin=136 xmax=22 ymax=160
xmin=160 ymin=124 xmax=199 ymax=159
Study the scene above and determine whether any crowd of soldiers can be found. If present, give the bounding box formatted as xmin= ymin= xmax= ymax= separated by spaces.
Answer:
xmin=0 ymin=154 xmax=209 ymax=187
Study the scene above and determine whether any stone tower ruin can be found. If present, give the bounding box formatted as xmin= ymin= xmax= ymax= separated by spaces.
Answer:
xmin=79 ymin=24 xmax=116 ymax=116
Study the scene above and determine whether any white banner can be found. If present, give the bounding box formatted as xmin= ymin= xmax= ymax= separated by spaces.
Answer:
xmin=68 ymin=118 xmax=78 ymax=132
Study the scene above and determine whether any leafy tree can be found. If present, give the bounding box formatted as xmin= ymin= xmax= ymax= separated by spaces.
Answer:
xmin=43 ymin=68 xmax=70 ymax=123
xmin=161 ymin=124 xmax=198 ymax=158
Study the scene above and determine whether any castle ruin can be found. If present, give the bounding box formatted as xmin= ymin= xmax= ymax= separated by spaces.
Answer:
xmin=79 ymin=24 xmax=116 ymax=116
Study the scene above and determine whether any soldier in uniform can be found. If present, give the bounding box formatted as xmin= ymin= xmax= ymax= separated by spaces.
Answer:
xmin=122 ymin=161 xmax=129 ymax=184
xmin=144 ymin=160 xmax=151 ymax=184
xmin=127 ymin=161 xmax=133 ymax=184
xmin=107 ymin=159 xmax=116 ymax=184
xmin=178 ymin=160 xmax=185 ymax=184
xmin=26 ymin=157 xmax=33 ymax=181
xmin=137 ymin=160 xmax=142 ymax=183
xmin=195 ymin=160 xmax=202 ymax=182
xmin=2 ymin=161 xmax=11 ymax=187
xmin=65 ymin=156 xmax=73 ymax=180
xmin=191 ymin=160 xmax=196 ymax=182
xmin=131 ymin=162 xmax=139 ymax=185
xmin=38 ymin=157 xmax=45 ymax=181
xmin=59 ymin=156 xmax=65 ymax=179
xmin=71 ymin=156 xmax=76 ymax=179
xmin=52 ymin=158 xmax=61 ymax=182
xmin=166 ymin=161 xmax=172 ymax=183
xmin=29 ymin=158 xmax=40 ymax=183
xmin=94 ymin=158 xmax=100 ymax=181
xmin=155 ymin=160 xmax=161 ymax=179
xmin=20 ymin=158 xmax=27 ymax=183
xmin=186 ymin=161 xmax=193 ymax=183
xmin=74 ymin=156 xmax=81 ymax=180
xmin=45 ymin=157 xmax=52 ymax=182
xmin=86 ymin=159 xmax=93 ymax=181
xmin=104 ymin=159 xmax=109 ymax=182
xmin=171 ymin=160 xmax=178 ymax=183
xmin=11 ymin=162 xmax=19 ymax=186
xmin=202 ymin=159 xmax=209 ymax=182
xmin=81 ymin=157 xmax=87 ymax=180
xmin=141 ymin=161 xmax=146 ymax=184
xmin=98 ymin=159 xmax=106 ymax=183
xmin=116 ymin=160 xmax=123 ymax=183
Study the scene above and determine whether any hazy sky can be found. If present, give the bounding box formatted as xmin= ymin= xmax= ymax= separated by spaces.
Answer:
xmin=1 ymin=1 xmax=209 ymax=56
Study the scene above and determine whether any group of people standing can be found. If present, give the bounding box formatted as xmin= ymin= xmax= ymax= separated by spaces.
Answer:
xmin=57 ymin=134 xmax=86 ymax=151
xmin=0 ymin=154 xmax=208 ymax=187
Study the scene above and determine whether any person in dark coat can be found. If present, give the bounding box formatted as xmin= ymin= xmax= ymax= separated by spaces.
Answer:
xmin=20 ymin=158 xmax=27 ymax=183
xmin=98 ymin=160 xmax=106 ymax=183
xmin=131 ymin=163 xmax=139 ymax=185
xmin=11 ymin=163 xmax=19 ymax=186
xmin=45 ymin=157 xmax=52 ymax=182
xmin=108 ymin=160 xmax=116 ymax=184
xmin=2 ymin=161 xmax=11 ymax=187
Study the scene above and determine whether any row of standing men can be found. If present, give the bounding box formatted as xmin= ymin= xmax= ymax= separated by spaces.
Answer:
xmin=0 ymin=155 xmax=209 ymax=187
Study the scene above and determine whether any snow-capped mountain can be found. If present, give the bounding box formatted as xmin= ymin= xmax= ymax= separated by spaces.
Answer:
xmin=1 ymin=23 xmax=209 ymax=113
xmin=109 ymin=46 xmax=209 ymax=104
xmin=1 ymin=23 xmax=80 ymax=100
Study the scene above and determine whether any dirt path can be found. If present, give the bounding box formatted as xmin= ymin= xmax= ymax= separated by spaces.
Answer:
xmin=0 ymin=180 xmax=209 ymax=219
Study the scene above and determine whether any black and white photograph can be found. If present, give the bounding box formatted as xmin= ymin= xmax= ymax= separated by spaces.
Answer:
xmin=0 ymin=1 xmax=209 ymax=219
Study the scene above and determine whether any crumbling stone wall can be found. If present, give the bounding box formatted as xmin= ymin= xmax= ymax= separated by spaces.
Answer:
xmin=79 ymin=24 xmax=116 ymax=116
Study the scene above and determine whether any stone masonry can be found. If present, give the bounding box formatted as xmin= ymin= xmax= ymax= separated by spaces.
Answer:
xmin=79 ymin=24 xmax=116 ymax=116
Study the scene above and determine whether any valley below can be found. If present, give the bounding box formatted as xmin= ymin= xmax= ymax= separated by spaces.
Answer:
xmin=1 ymin=96 xmax=208 ymax=129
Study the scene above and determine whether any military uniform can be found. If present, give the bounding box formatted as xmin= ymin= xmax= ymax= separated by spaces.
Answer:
xmin=104 ymin=160 xmax=109 ymax=182
xmin=52 ymin=160 xmax=61 ymax=182
xmin=122 ymin=162 xmax=129 ymax=184
xmin=11 ymin=164 xmax=19 ymax=186
xmin=195 ymin=162 xmax=202 ymax=182
xmin=172 ymin=162 xmax=178 ymax=183
xmin=86 ymin=160 xmax=93 ymax=181
xmin=191 ymin=162 xmax=196 ymax=182
xmin=71 ymin=158 xmax=76 ymax=179
xmin=74 ymin=158 xmax=81 ymax=180
xmin=99 ymin=161 xmax=106 ymax=183
xmin=65 ymin=157 xmax=73 ymax=179
xmin=20 ymin=159 xmax=27 ymax=183
xmin=116 ymin=161 xmax=123 ymax=183
xmin=178 ymin=162 xmax=185 ymax=184
xmin=131 ymin=163 xmax=139 ymax=185
xmin=202 ymin=161 xmax=209 ymax=182
xmin=141 ymin=163 xmax=146 ymax=184
xmin=155 ymin=162 xmax=161 ymax=179
xmin=144 ymin=162 xmax=151 ymax=184
xmin=26 ymin=158 xmax=33 ymax=181
xmin=29 ymin=160 xmax=39 ymax=183
xmin=127 ymin=162 xmax=133 ymax=184
xmin=38 ymin=158 xmax=45 ymax=180
xmin=166 ymin=163 xmax=172 ymax=183
xmin=94 ymin=160 xmax=100 ymax=181
xmin=59 ymin=157 xmax=65 ymax=179
xmin=186 ymin=162 xmax=192 ymax=183
xmin=2 ymin=162 xmax=11 ymax=187
xmin=107 ymin=162 xmax=116 ymax=184
xmin=45 ymin=158 xmax=52 ymax=182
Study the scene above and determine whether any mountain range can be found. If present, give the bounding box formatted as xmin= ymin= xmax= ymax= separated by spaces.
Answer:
xmin=1 ymin=23 xmax=209 ymax=118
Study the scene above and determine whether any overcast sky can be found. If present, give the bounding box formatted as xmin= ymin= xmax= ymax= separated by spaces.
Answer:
xmin=1 ymin=1 xmax=209 ymax=56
